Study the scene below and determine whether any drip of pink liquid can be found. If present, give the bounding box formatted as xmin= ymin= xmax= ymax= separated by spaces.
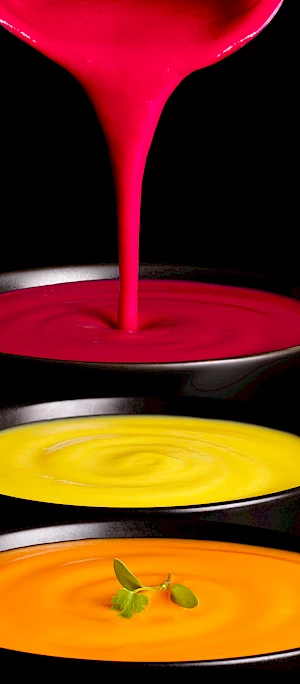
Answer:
xmin=0 ymin=0 xmax=283 ymax=333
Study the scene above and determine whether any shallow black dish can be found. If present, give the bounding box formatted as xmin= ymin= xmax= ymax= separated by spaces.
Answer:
xmin=0 ymin=519 xmax=299 ymax=681
xmin=0 ymin=264 xmax=299 ymax=407
xmin=1 ymin=397 xmax=299 ymax=536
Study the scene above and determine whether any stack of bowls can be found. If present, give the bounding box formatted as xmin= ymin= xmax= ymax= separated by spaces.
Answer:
xmin=1 ymin=267 xmax=300 ymax=679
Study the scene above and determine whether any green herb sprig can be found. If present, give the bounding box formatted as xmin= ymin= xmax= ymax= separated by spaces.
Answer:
xmin=111 ymin=558 xmax=198 ymax=619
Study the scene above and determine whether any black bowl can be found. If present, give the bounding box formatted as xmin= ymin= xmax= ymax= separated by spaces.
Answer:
xmin=1 ymin=397 xmax=299 ymax=536
xmin=0 ymin=264 xmax=299 ymax=407
xmin=0 ymin=519 xmax=299 ymax=681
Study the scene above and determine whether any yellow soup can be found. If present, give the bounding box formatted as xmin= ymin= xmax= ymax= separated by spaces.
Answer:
xmin=1 ymin=538 xmax=300 ymax=661
xmin=0 ymin=416 xmax=299 ymax=507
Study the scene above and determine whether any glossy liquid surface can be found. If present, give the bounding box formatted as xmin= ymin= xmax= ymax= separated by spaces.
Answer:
xmin=0 ymin=538 xmax=300 ymax=661
xmin=1 ymin=415 xmax=300 ymax=507
xmin=0 ymin=280 xmax=300 ymax=362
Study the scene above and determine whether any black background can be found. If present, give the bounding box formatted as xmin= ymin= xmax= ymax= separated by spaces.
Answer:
xmin=0 ymin=1 xmax=297 ymax=282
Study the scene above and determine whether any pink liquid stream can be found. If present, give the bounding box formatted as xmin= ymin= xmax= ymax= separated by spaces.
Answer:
xmin=0 ymin=0 xmax=283 ymax=337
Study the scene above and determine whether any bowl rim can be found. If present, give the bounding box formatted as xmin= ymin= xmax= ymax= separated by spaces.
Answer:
xmin=1 ymin=397 xmax=300 ymax=513
xmin=0 ymin=521 xmax=300 ymax=668
xmin=0 ymin=264 xmax=300 ymax=369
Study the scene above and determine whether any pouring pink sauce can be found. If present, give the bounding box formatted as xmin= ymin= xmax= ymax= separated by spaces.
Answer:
xmin=0 ymin=1 xmax=289 ymax=363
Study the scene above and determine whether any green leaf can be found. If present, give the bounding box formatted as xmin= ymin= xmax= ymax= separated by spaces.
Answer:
xmin=170 ymin=584 xmax=199 ymax=609
xmin=113 ymin=558 xmax=143 ymax=591
xmin=111 ymin=588 xmax=149 ymax=619
xmin=111 ymin=559 xmax=199 ymax=619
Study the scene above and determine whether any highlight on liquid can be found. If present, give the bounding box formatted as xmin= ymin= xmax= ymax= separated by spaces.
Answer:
xmin=0 ymin=1 xmax=283 ymax=332
xmin=1 ymin=415 xmax=300 ymax=508
xmin=1 ymin=280 xmax=300 ymax=363
xmin=1 ymin=537 xmax=300 ymax=661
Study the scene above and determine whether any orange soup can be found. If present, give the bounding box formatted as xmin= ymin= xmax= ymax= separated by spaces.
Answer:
xmin=0 ymin=538 xmax=300 ymax=661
